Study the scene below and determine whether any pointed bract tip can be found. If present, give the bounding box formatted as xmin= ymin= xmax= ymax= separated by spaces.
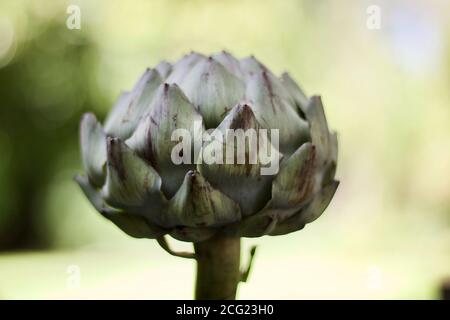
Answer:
xmin=227 ymin=103 xmax=257 ymax=130
xmin=311 ymin=95 xmax=322 ymax=103
xmin=238 ymin=103 xmax=254 ymax=115
xmin=187 ymin=169 xmax=197 ymax=177
xmin=81 ymin=112 xmax=97 ymax=122
xmin=106 ymin=136 xmax=121 ymax=152
xmin=73 ymin=174 xmax=83 ymax=184
xmin=281 ymin=71 xmax=292 ymax=80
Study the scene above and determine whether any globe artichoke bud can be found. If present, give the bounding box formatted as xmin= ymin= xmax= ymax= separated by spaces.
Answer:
xmin=76 ymin=51 xmax=338 ymax=299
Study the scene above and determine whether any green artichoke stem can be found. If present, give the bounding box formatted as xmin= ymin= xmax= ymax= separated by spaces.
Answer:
xmin=194 ymin=234 xmax=241 ymax=300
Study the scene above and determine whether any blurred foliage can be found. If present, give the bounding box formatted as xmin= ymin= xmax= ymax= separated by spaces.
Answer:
xmin=0 ymin=0 xmax=449 ymax=298
xmin=0 ymin=10 xmax=104 ymax=249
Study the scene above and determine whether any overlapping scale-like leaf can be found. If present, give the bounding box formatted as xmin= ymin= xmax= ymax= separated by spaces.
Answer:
xmin=330 ymin=132 xmax=338 ymax=165
xmin=239 ymin=55 xmax=269 ymax=77
xmin=155 ymin=60 xmax=172 ymax=79
xmin=212 ymin=50 xmax=245 ymax=79
xmin=234 ymin=142 xmax=316 ymax=237
xmin=75 ymin=175 xmax=166 ymax=239
xmin=126 ymin=83 xmax=203 ymax=198
xmin=299 ymin=180 xmax=339 ymax=225
xmin=103 ymin=91 xmax=129 ymax=135
xmin=305 ymin=96 xmax=338 ymax=190
xmin=165 ymin=52 xmax=205 ymax=84
xmin=101 ymin=137 xmax=167 ymax=222
xmin=271 ymin=142 xmax=316 ymax=209
xmin=198 ymin=103 xmax=281 ymax=216
xmin=80 ymin=113 xmax=107 ymax=187
xmin=165 ymin=170 xmax=241 ymax=228
xmin=322 ymin=131 xmax=338 ymax=185
xmin=239 ymin=181 xmax=339 ymax=237
xmin=306 ymin=96 xmax=330 ymax=168
xmin=233 ymin=209 xmax=277 ymax=238
xmin=104 ymin=69 xmax=162 ymax=139
xmin=269 ymin=180 xmax=339 ymax=235
xmin=246 ymin=69 xmax=310 ymax=156
xmin=176 ymin=56 xmax=246 ymax=128
xmin=281 ymin=72 xmax=309 ymax=114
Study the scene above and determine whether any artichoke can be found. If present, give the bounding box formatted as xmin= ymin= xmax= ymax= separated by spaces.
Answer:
xmin=75 ymin=51 xmax=338 ymax=299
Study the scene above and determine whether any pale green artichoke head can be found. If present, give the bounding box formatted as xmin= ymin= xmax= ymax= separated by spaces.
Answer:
xmin=76 ymin=51 xmax=339 ymax=242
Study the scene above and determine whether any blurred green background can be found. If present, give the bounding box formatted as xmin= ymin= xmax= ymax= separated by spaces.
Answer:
xmin=0 ymin=0 xmax=449 ymax=299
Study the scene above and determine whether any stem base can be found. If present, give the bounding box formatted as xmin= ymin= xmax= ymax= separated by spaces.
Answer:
xmin=194 ymin=234 xmax=240 ymax=300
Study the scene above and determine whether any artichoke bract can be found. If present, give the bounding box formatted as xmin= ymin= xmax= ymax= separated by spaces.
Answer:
xmin=76 ymin=51 xmax=338 ymax=242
